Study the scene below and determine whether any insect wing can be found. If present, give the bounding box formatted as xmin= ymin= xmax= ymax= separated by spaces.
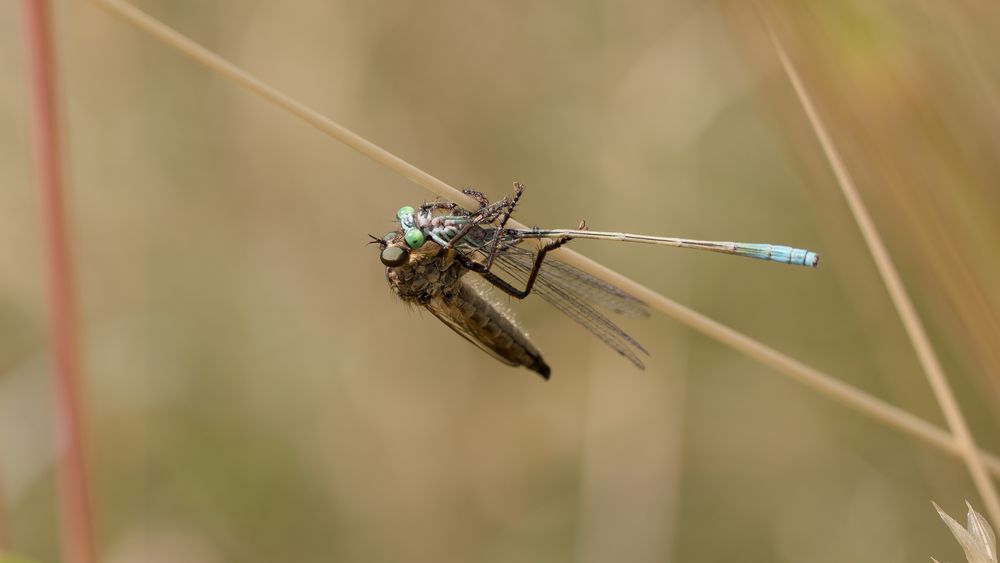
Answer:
xmin=509 ymin=252 xmax=649 ymax=318
xmin=488 ymin=244 xmax=649 ymax=369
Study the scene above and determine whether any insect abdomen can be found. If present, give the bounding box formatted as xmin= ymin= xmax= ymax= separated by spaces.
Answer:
xmin=445 ymin=283 xmax=550 ymax=379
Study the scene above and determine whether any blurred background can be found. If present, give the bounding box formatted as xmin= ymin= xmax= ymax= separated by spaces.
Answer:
xmin=2 ymin=0 xmax=999 ymax=561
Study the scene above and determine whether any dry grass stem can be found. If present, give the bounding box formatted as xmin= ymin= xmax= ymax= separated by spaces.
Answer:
xmin=90 ymin=0 xmax=1000 ymax=481
xmin=758 ymin=6 xmax=1000 ymax=525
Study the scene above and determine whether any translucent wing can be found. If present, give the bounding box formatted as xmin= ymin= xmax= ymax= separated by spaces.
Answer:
xmin=485 ymin=244 xmax=649 ymax=369
xmin=502 ymin=250 xmax=649 ymax=318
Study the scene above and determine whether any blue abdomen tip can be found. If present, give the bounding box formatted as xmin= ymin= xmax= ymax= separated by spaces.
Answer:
xmin=781 ymin=247 xmax=819 ymax=267
xmin=737 ymin=244 xmax=819 ymax=267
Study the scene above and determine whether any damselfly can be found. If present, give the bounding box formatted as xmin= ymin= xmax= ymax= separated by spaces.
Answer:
xmin=373 ymin=183 xmax=818 ymax=379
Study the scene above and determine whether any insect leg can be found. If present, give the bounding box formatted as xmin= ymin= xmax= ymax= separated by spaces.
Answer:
xmin=419 ymin=201 xmax=458 ymax=212
xmin=443 ymin=194 xmax=515 ymax=248
xmin=416 ymin=191 xmax=490 ymax=223
xmin=461 ymin=189 xmax=491 ymax=210
xmin=453 ymin=233 xmax=573 ymax=299
xmin=480 ymin=182 xmax=525 ymax=272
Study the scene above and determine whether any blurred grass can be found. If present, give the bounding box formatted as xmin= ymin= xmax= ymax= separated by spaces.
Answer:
xmin=1 ymin=0 xmax=998 ymax=561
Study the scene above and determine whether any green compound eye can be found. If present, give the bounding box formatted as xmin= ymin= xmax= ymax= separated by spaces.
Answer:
xmin=396 ymin=206 xmax=415 ymax=220
xmin=404 ymin=228 xmax=426 ymax=249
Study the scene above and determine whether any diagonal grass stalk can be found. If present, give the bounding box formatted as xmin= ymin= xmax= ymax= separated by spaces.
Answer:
xmin=756 ymin=5 xmax=1000 ymax=525
xmin=88 ymin=0 xmax=1000 ymax=482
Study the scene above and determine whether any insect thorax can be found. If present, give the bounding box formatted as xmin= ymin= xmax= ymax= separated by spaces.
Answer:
xmin=385 ymin=245 xmax=467 ymax=305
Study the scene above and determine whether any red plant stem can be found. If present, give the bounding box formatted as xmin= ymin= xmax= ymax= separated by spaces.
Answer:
xmin=0 ymin=486 xmax=6 ymax=552
xmin=19 ymin=1 xmax=96 ymax=562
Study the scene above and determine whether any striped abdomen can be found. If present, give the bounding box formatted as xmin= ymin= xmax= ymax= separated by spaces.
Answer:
xmin=426 ymin=281 xmax=550 ymax=379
